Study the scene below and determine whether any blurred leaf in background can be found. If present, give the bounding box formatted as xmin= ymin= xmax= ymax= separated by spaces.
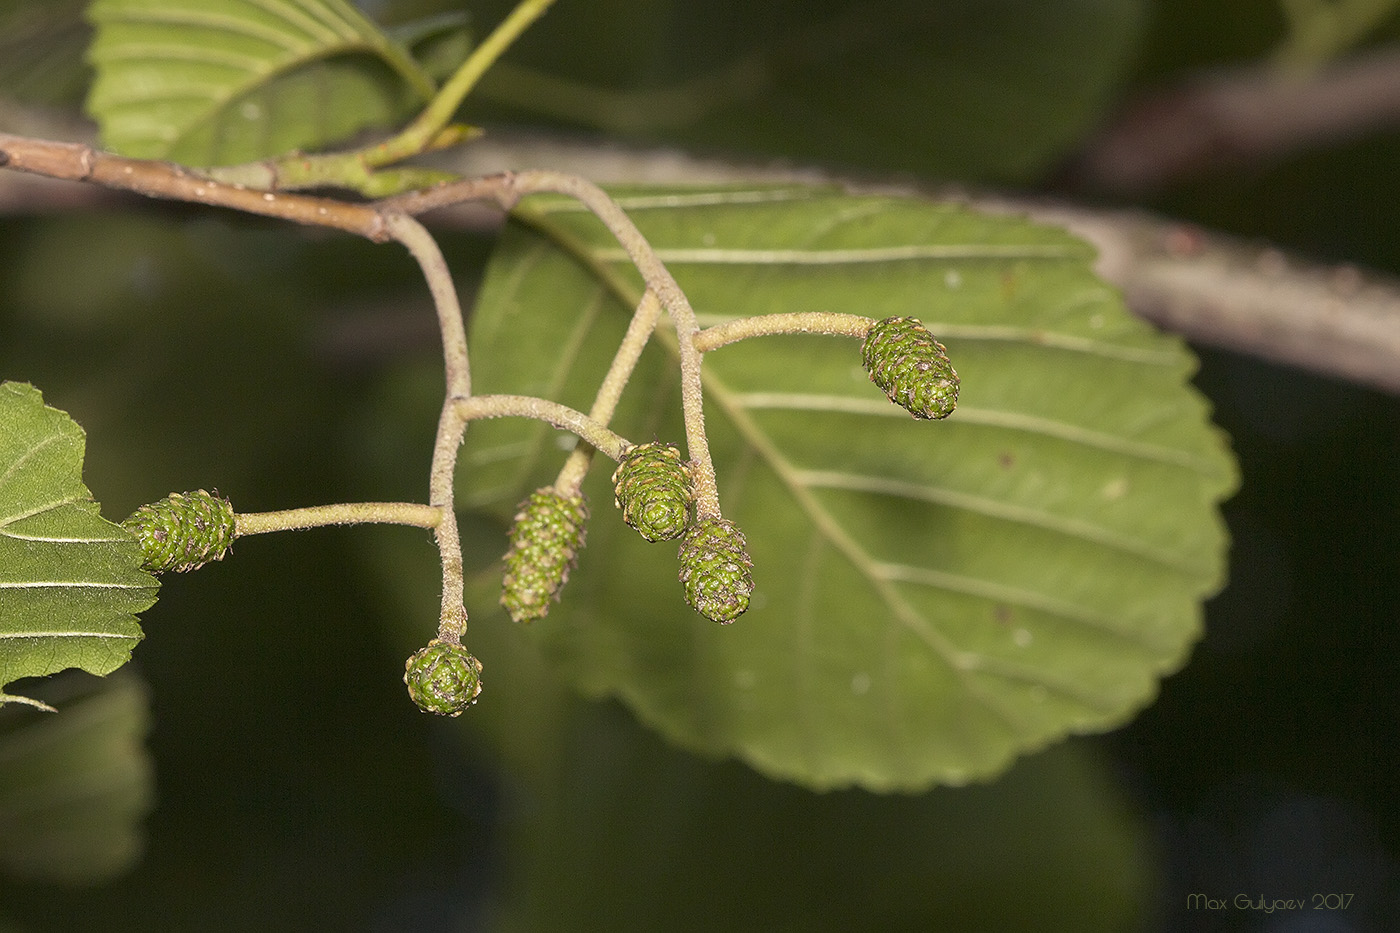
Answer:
xmin=464 ymin=0 xmax=1149 ymax=181
xmin=0 ymin=672 xmax=153 ymax=885
xmin=0 ymin=0 xmax=90 ymax=110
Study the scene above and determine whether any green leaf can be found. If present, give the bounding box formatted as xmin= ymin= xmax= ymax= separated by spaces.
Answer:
xmin=0 ymin=382 xmax=158 ymax=709
xmin=84 ymin=0 xmax=437 ymax=164
xmin=0 ymin=671 xmax=153 ymax=883
xmin=464 ymin=186 xmax=1237 ymax=791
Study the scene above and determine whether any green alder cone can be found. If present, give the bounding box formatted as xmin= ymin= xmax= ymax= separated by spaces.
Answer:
xmin=121 ymin=489 xmax=236 ymax=573
xmin=861 ymin=316 xmax=959 ymax=419
xmin=612 ymin=442 xmax=696 ymax=543
xmin=500 ymin=487 xmax=589 ymax=623
xmin=677 ymin=517 xmax=755 ymax=624
xmin=404 ymin=640 xmax=482 ymax=716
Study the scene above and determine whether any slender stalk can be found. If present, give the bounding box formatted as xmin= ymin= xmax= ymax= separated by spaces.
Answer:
xmin=520 ymin=173 xmax=718 ymax=515
xmin=694 ymin=312 xmax=875 ymax=353
xmin=455 ymin=394 xmax=631 ymax=462
xmin=427 ymin=400 xmax=470 ymax=643
xmin=372 ymin=0 xmax=559 ymax=167
xmin=384 ymin=213 xmax=470 ymax=393
xmin=399 ymin=171 xmax=724 ymax=517
xmin=384 ymin=212 xmax=472 ymax=643
xmin=235 ymin=502 xmax=441 ymax=536
xmin=554 ymin=289 xmax=664 ymax=492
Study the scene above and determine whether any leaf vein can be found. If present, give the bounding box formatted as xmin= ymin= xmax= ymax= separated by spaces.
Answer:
xmin=875 ymin=562 xmax=1162 ymax=649
xmin=798 ymin=469 xmax=1199 ymax=572
xmin=0 ymin=631 xmax=137 ymax=640
xmin=736 ymin=393 xmax=1213 ymax=470
xmin=594 ymin=244 xmax=1085 ymax=265
xmin=0 ymin=434 xmax=64 ymax=495
xmin=0 ymin=581 xmax=152 ymax=590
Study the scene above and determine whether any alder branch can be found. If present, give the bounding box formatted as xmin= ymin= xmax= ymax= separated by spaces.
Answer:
xmin=4 ymin=129 xmax=1400 ymax=394
xmin=428 ymin=130 xmax=1400 ymax=396
xmin=0 ymin=132 xmax=390 ymax=239
xmin=1062 ymin=45 xmax=1400 ymax=195
xmin=970 ymin=195 xmax=1400 ymax=394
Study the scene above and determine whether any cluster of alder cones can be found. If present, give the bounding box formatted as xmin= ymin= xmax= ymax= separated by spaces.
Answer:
xmin=120 ymin=317 xmax=957 ymax=716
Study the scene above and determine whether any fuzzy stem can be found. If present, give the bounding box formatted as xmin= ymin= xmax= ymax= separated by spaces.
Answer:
xmin=533 ymin=172 xmax=718 ymax=517
xmin=396 ymin=172 xmax=723 ymax=518
xmin=235 ymin=502 xmax=441 ymax=536
xmin=384 ymin=212 xmax=472 ymax=644
xmin=455 ymin=394 xmax=631 ymax=462
xmin=693 ymin=312 xmax=876 ymax=353
xmin=554 ymin=289 xmax=664 ymax=492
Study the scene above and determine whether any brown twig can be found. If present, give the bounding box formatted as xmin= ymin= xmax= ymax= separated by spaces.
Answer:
xmin=4 ymin=129 xmax=1400 ymax=394
xmin=970 ymin=195 xmax=1400 ymax=393
xmin=0 ymin=132 xmax=389 ymax=239
xmin=1062 ymin=45 xmax=1400 ymax=195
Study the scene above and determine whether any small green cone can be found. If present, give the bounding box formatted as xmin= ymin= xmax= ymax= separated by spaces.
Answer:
xmin=121 ymin=489 xmax=236 ymax=573
xmin=677 ymin=517 xmax=754 ymax=624
xmin=861 ymin=316 xmax=959 ymax=420
xmin=500 ymin=487 xmax=589 ymax=623
xmin=612 ymin=442 xmax=695 ymax=542
xmin=404 ymin=640 xmax=482 ymax=716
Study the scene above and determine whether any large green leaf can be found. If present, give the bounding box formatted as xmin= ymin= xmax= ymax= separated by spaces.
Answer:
xmin=0 ymin=671 xmax=153 ymax=883
xmin=0 ymin=382 xmax=157 ymax=709
xmin=463 ymin=186 xmax=1237 ymax=791
xmin=84 ymin=0 xmax=436 ymax=164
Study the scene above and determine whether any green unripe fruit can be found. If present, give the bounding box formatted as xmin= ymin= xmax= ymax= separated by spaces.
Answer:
xmin=861 ymin=316 xmax=959 ymax=420
xmin=404 ymin=640 xmax=482 ymax=716
xmin=500 ymin=487 xmax=588 ymax=623
xmin=121 ymin=489 xmax=236 ymax=573
xmin=612 ymin=442 xmax=695 ymax=543
xmin=677 ymin=517 xmax=754 ymax=624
